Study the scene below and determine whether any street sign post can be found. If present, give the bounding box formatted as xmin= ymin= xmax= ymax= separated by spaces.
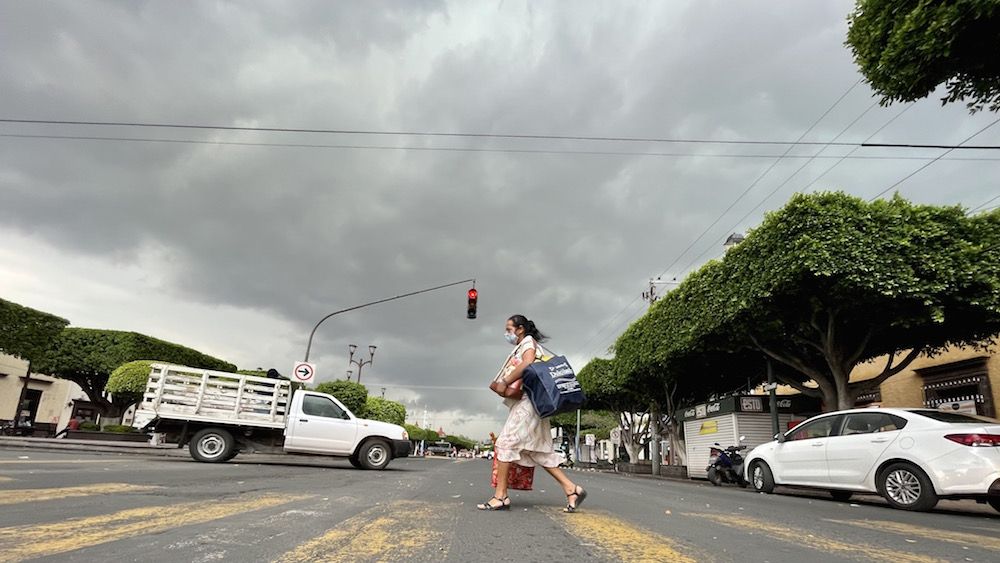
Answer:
xmin=292 ymin=361 xmax=316 ymax=384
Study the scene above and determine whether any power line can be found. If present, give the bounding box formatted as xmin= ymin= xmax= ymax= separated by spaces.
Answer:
xmin=3 ymin=117 xmax=1000 ymax=150
xmin=868 ymin=117 xmax=1000 ymax=201
xmin=7 ymin=132 xmax=1000 ymax=161
xmin=575 ymin=295 xmax=644 ymax=360
xmin=655 ymin=78 xmax=864 ymax=281
xmin=968 ymin=193 xmax=1000 ymax=214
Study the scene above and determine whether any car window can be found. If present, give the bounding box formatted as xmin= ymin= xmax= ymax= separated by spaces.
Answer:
xmin=302 ymin=395 xmax=349 ymax=419
xmin=787 ymin=415 xmax=842 ymax=441
xmin=907 ymin=410 xmax=999 ymax=424
xmin=840 ymin=412 xmax=907 ymax=435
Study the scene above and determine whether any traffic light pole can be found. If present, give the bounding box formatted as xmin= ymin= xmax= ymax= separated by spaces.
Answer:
xmin=303 ymin=278 xmax=476 ymax=362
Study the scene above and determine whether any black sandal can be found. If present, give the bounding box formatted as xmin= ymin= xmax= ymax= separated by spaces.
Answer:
xmin=477 ymin=496 xmax=510 ymax=511
xmin=564 ymin=486 xmax=587 ymax=513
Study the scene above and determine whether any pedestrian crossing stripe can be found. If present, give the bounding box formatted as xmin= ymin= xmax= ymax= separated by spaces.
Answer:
xmin=0 ymin=493 xmax=309 ymax=563
xmin=543 ymin=507 xmax=699 ymax=563
xmin=825 ymin=519 xmax=1000 ymax=552
xmin=0 ymin=483 xmax=160 ymax=506
xmin=687 ymin=513 xmax=945 ymax=563
xmin=274 ymin=501 xmax=450 ymax=563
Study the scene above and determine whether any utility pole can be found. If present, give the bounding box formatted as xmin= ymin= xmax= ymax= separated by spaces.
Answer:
xmin=767 ymin=359 xmax=780 ymax=437
xmin=642 ymin=277 xmax=678 ymax=477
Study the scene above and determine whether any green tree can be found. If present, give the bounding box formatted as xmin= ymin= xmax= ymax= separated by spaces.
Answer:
xmin=35 ymin=328 xmax=236 ymax=417
xmin=0 ymin=298 xmax=68 ymax=364
xmin=314 ymin=380 xmax=368 ymax=417
xmin=576 ymin=358 xmax=651 ymax=463
xmin=847 ymin=0 xmax=1000 ymax=112
xmin=632 ymin=192 xmax=1000 ymax=411
xmin=364 ymin=396 xmax=406 ymax=426
xmin=105 ymin=360 xmax=155 ymax=410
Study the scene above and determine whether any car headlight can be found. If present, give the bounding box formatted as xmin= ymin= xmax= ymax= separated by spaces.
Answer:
xmin=402 ymin=430 xmax=409 ymax=440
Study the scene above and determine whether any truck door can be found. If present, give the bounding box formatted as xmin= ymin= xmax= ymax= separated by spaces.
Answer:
xmin=285 ymin=393 xmax=358 ymax=454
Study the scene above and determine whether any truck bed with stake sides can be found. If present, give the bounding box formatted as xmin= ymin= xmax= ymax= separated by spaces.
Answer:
xmin=133 ymin=364 xmax=410 ymax=469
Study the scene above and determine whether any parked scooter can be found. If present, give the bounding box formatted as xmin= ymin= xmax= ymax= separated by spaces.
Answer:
xmin=707 ymin=436 xmax=748 ymax=487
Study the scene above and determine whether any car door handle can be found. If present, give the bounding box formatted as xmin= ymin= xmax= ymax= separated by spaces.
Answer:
xmin=299 ymin=419 xmax=309 ymax=423
xmin=870 ymin=438 xmax=888 ymax=443
xmin=811 ymin=442 xmax=824 ymax=447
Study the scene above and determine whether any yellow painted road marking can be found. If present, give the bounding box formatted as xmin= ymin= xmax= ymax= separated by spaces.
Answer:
xmin=688 ymin=513 xmax=944 ymax=563
xmin=827 ymin=519 xmax=1000 ymax=552
xmin=0 ymin=493 xmax=308 ymax=563
xmin=0 ymin=483 xmax=159 ymax=506
xmin=0 ymin=459 xmax=137 ymax=464
xmin=543 ymin=507 xmax=698 ymax=563
xmin=0 ymin=476 xmax=11 ymax=482
xmin=275 ymin=501 xmax=449 ymax=563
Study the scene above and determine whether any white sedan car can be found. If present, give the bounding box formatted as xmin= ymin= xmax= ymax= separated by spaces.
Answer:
xmin=743 ymin=408 xmax=1000 ymax=512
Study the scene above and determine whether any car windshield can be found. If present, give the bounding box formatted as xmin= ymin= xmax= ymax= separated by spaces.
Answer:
xmin=907 ymin=410 xmax=999 ymax=424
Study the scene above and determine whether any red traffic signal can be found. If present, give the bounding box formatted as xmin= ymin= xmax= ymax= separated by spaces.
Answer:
xmin=467 ymin=288 xmax=478 ymax=319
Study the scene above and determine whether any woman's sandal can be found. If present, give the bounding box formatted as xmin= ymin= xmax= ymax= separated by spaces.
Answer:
xmin=564 ymin=486 xmax=588 ymax=513
xmin=476 ymin=496 xmax=511 ymax=511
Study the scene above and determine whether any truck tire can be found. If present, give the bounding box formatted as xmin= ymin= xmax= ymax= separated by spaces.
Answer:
xmin=348 ymin=454 xmax=363 ymax=469
xmin=189 ymin=428 xmax=235 ymax=463
xmin=358 ymin=439 xmax=392 ymax=470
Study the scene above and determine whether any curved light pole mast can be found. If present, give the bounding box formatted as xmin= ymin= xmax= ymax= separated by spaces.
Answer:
xmin=303 ymin=278 xmax=476 ymax=362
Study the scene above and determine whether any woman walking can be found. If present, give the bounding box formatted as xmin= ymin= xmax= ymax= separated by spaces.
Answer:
xmin=477 ymin=315 xmax=587 ymax=512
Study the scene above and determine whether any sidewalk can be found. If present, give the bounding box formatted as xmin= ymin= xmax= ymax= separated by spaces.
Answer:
xmin=0 ymin=436 xmax=187 ymax=457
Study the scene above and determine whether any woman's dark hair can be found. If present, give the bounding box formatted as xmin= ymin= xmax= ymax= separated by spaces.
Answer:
xmin=508 ymin=314 xmax=548 ymax=342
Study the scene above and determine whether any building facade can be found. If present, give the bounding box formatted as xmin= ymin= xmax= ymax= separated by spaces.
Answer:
xmin=0 ymin=353 xmax=94 ymax=433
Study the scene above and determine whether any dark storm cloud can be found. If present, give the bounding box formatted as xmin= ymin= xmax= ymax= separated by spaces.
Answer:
xmin=2 ymin=1 xmax=998 ymax=430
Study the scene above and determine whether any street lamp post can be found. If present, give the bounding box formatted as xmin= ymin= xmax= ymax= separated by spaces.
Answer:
xmin=346 ymin=370 xmax=353 ymax=382
xmin=348 ymin=344 xmax=376 ymax=384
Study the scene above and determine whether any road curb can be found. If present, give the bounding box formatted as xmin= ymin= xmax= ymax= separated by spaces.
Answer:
xmin=0 ymin=437 xmax=187 ymax=457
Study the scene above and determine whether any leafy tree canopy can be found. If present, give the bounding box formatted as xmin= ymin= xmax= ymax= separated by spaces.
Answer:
xmin=0 ymin=298 xmax=68 ymax=363
xmin=364 ymin=396 xmax=406 ymax=426
xmin=35 ymin=328 xmax=236 ymax=417
xmin=847 ymin=0 xmax=1000 ymax=112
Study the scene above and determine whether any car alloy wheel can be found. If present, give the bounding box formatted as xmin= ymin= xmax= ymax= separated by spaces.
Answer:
xmin=884 ymin=468 xmax=922 ymax=506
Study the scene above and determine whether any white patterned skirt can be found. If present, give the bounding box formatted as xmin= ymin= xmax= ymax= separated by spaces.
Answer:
xmin=494 ymin=396 xmax=563 ymax=468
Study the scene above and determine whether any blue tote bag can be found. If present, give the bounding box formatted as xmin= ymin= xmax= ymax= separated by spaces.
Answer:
xmin=521 ymin=346 xmax=586 ymax=418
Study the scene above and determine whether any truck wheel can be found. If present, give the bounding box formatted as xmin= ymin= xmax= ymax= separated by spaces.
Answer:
xmin=878 ymin=462 xmax=938 ymax=511
xmin=189 ymin=428 xmax=235 ymax=463
xmin=750 ymin=461 xmax=775 ymax=494
xmin=988 ymin=497 xmax=1000 ymax=513
xmin=348 ymin=454 xmax=363 ymax=469
xmin=358 ymin=439 xmax=392 ymax=470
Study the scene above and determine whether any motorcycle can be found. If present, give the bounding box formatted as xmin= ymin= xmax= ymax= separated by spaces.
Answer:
xmin=707 ymin=435 xmax=748 ymax=487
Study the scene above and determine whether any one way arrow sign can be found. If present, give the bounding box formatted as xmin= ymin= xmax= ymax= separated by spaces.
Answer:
xmin=292 ymin=361 xmax=316 ymax=383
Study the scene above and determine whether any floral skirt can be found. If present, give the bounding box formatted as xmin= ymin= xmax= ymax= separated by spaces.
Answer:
xmin=494 ymin=396 xmax=563 ymax=468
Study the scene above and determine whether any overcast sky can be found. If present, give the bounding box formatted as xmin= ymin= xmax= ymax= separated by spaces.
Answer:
xmin=2 ymin=1 xmax=998 ymax=440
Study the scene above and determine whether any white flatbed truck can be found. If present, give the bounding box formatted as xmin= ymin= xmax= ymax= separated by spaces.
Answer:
xmin=132 ymin=364 xmax=410 ymax=469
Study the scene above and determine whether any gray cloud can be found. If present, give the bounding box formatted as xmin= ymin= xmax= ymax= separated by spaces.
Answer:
xmin=2 ymin=0 xmax=998 ymax=438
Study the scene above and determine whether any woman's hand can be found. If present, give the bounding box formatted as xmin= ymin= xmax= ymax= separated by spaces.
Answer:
xmin=492 ymin=379 xmax=508 ymax=397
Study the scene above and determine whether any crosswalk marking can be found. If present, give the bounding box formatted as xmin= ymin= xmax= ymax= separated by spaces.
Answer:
xmin=0 ymin=493 xmax=308 ymax=563
xmin=826 ymin=519 xmax=1000 ymax=552
xmin=274 ymin=501 xmax=449 ymax=563
xmin=688 ymin=513 xmax=945 ymax=563
xmin=543 ymin=507 xmax=698 ymax=563
xmin=0 ymin=483 xmax=159 ymax=506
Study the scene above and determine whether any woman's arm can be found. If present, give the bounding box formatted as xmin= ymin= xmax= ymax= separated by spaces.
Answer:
xmin=495 ymin=347 xmax=536 ymax=390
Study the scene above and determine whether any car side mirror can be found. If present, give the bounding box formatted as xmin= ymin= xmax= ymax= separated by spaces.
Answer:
xmin=775 ymin=432 xmax=786 ymax=443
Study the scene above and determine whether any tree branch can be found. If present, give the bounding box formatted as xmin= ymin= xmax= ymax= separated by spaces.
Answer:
xmin=852 ymin=347 xmax=924 ymax=392
xmin=749 ymin=334 xmax=827 ymax=382
xmin=845 ymin=328 xmax=874 ymax=368
xmin=771 ymin=372 xmax=824 ymax=398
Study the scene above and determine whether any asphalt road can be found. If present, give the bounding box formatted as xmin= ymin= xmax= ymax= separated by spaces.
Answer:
xmin=0 ymin=447 xmax=998 ymax=563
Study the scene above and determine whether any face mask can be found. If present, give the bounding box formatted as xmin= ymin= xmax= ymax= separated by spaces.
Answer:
xmin=504 ymin=331 xmax=518 ymax=345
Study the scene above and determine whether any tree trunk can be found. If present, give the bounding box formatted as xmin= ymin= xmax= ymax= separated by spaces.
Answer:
xmin=649 ymin=403 xmax=661 ymax=474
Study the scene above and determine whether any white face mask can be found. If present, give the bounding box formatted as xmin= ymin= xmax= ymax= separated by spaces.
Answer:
xmin=504 ymin=331 xmax=518 ymax=345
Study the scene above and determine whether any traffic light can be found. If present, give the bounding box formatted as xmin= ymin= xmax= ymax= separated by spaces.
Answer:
xmin=467 ymin=288 xmax=478 ymax=319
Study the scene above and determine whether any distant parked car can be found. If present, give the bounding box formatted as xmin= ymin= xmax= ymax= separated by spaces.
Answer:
xmin=744 ymin=408 xmax=1000 ymax=512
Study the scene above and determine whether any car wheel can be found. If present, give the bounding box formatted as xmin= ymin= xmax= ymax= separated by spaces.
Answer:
xmin=750 ymin=461 xmax=775 ymax=494
xmin=707 ymin=467 xmax=722 ymax=486
xmin=830 ymin=490 xmax=853 ymax=502
xmin=987 ymin=497 xmax=1000 ymax=514
xmin=878 ymin=462 xmax=938 ymax=511
xmin=189 ymin=428 xmax=235 ymax=463
xmin=358 ymin=439 xmax=392 ymax=470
